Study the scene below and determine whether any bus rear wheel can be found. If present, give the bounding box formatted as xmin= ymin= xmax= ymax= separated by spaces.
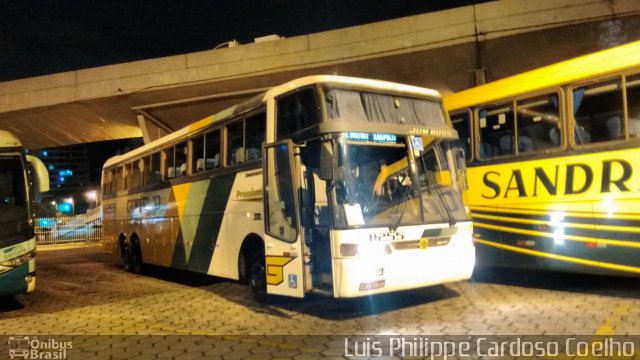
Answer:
xmin=248 ymin=250 xmax=268 ymax=303
xmin=124 ymin=239 xmax=142 ymax=274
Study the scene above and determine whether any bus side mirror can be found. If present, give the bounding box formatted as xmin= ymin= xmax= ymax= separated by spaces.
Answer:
xmin=318 ymin=141 xmax=333 ymax=181
xmin=27 ymin=155 xmax=50 ymax=193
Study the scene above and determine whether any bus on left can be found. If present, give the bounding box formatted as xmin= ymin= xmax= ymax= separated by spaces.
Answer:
xmin=0 ymin=130 xmax=49 ymax=298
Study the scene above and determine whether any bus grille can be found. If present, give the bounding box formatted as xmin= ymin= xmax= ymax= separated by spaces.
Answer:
xmin=392 ymin=236 xmax=451 ymax=250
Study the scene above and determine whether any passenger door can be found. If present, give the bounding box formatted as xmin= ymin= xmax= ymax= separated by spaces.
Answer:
xmin=262 ymin=140 xmax=306 ymax=297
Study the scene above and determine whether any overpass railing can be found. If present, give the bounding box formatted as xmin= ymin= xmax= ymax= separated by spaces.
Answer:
xmin=35 ymin=208 xmax=102 ymax=245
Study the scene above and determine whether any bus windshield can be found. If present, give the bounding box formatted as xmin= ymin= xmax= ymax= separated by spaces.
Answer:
xmin=0 ymin=155 xmax=29 ymax=246
xmin=333 ymin=136 xmax=468 ymax=229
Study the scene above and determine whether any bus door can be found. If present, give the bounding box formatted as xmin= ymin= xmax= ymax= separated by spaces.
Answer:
xmin=263 ymin=140 xmax=307 ymax=298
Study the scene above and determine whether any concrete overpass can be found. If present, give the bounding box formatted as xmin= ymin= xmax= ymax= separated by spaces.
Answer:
xmin=2 ymin=0 xmax=640 ymax=149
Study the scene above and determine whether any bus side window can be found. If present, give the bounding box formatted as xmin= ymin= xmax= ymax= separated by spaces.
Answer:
xmin=276 ymin=88 xmax=319 ymax=140
xmin=573 ymin=78 xmax=623 ymax=144
xmin=192 ymin=135 xmax=205 ymax=172
xmin=227 ymin=121 xmax=244 ymax=165
xmin=478 ymin=102 xmax=515 ymax=158
xmin=164 ymin=147 xmax=175 ymax=179
xmin=130 ymin=160 xmax=141 ymax=189
xmin=625 ymin=73 xmax=640 ymax=138
xmin=516 ymin=93 xmax=561 ymax=152
xmin=150 ymin=152 xmax=161 ymax=184
xmin=110 ymin=168 xmax=116 ymax=194
xmin=174 ymin=142 xmax=187 ymax=177
xmin=141 ymin=157 xmax=150 ymax=186
xmin=245 ymin=113 xmax=266 ymax=161
xmin=116 ymin=166 xmax=124 ymax=192
xmin=449 ymin=110 xmax=472 ymax=161
xmin=205 ymin=129 xmax=221 ymax=170
xmin=123 ymin=163 xmax=130 ymax=191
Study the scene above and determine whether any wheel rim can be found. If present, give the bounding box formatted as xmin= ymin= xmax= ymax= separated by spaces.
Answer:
xmin=250 ymin=258 xmax=266 ymax=296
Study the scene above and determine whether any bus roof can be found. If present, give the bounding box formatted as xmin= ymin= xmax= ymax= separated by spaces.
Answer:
xmin=104 ymin=75 xmax=442 ymax=169
xmin=443 ymin=40 xmax=640 ymax=111
xmin=0 ymin=130 xmax=22 ymax=148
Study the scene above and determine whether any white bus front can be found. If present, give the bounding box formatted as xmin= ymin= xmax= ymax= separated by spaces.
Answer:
xmin=261 ymin=77 xmax=475 ymax=299
xmin=325 ymin=134 xmax=475 ymax=297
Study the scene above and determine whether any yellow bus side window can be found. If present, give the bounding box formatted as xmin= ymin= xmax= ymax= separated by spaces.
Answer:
xmin=573 ymin=78 xmax=623 ymax=144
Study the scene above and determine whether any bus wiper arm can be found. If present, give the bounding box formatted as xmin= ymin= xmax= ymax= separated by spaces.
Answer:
xmin=389 ymin=174 xmax=411 ymax=231
xmin=420 ymin=155 xmax=456 ymax=227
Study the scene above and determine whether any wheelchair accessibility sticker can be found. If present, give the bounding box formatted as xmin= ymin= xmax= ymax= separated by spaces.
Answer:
xmin=288 ymin=274 xmax=298 ymax=288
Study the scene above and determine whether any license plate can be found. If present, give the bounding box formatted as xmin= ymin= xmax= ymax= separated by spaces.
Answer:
xmin=359 ymin=280 xmax=385 ymax=291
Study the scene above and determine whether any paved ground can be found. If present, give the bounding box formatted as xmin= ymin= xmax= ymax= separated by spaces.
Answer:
xmin=1 ymin=244 xmax=639 ymax=359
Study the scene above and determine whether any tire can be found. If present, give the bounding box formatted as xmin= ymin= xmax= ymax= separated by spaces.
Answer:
xmin=247 ymin=250 xmax=268 ymax=303
xmin=120 ymin=238 xmax=131 ymax=272
xmin=126 ymin=240 xmax=143 ymax=274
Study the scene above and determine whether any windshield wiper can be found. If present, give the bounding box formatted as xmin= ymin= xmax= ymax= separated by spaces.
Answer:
xmin=420 ymin=154 xmax=456 ymax=227
xmin=389 ymin=172 xmax=412 ymax=231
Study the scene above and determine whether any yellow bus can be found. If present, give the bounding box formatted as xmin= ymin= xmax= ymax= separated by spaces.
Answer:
xmin=101 ymin=75 xmax=475 ymax=301
xmin=444 ymin=40 xmax=640 ymax=276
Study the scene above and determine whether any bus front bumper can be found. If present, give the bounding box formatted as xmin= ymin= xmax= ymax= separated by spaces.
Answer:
xmin=0 ymin=260 xmax=36 ymax=297
xmin=333 ymin=242 xmax=475 ymax=298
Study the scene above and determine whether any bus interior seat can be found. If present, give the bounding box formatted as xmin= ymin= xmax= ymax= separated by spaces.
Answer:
xmin=630 ymin=118 xmax=640 ymax=137
xmin=574 ymin=125 xmax=591 ymax=144
xmin=246 ymin=148 xmax=260 ymax=161
xmin=607 ymin=116 xmax=622 ymax=139
xmin=179 ymin=163 xmax=187 ymax=176
xmin=549 ymin=127 xmax=560 ymax=145
xmin=518 ymin=135 xmax=534 ymax=152
xmin=167 ymin=167 xmax=175 ymax=178
xmin=206 ymin=153 xmax=219 ymax=169
xmin=196 ymin=158 xmax=205 ymax=172
xmin=480 ymin=142 xmax=498 ymax=158
xmin=234 ymin=148 xmax=245 ymax=164
xmin=499 ymin=134 xmax=513 ymax=154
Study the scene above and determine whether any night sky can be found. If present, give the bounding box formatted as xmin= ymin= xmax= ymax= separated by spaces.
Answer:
xmin=5 ymin=0 xmax=491 ymax=186
xmin=1 ymin=0 xmax=490 ymax=81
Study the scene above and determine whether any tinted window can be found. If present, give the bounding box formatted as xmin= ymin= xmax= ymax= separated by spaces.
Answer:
xmin=450 ymin=110 xmax=472 ymax=160
xmin=164 ymin=147 xmax=175 ymax=179
xmin=205 ymin=130 xmax=221 ymax=170
xmin=573 ymin=78 xmax=623 ymax=144
xmin=192 ymin=135 xmax=205 ymax=172
xmin=245 ymin=113 xmax=266 ymax=161
xmin=116 ymin=167 xmax=124 ymax=191
xmin=277 ymin=88 xmax=319 ymax=140
xmin=175 ymin=142 xmax=187 ymax=177
xmin=478 ymin=102 xmax=515 ymax=158
xmin=516 ymin=93 xmax=561 ymax=152
xmin=149 ymin=152 xmax=161 ymax=184
xmin=127 ymin=161 xmax=141 ymax=189
xmin=227 ymin=122 xmax=244 ymax=165
xmin=626 ymin=74 xmax=640 ymax=138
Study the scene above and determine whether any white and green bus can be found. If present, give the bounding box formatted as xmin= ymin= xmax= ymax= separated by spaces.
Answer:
xmin=0 ymin=131 xmax=49 ymax=298
xmin=101 ymin=75 xmax=475 ymax=301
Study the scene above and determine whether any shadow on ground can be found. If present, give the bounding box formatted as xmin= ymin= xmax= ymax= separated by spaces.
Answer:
xmin=141 ymin=263 xmax=461 ymax=320
xmin=0 ymin=296 xmax=25 ymax=312
xmin=472 ymin=265 xmax=640 ymax=299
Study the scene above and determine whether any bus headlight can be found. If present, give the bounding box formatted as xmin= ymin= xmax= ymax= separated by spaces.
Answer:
xmin=0 ymin=250 xmax=36 ymax=269
xmin=340 ymin=243 xmax=391 ymax=257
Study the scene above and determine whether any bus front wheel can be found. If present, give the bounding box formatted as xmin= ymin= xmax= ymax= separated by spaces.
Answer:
xmin=248 ymin=251 xmax=268 ymax=303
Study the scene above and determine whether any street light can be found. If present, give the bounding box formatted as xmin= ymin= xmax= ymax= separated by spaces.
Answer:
xmin=65 ymin=197 xmax=74 ymax=215
xmin=86 ymin=190 xmax=97 ymax=209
